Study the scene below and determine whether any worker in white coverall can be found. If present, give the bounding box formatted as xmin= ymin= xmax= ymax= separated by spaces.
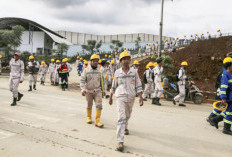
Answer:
xmin=142 ymin=62 xmax=154 ymax=101
xmin=4 ymin=52 xmax=24 ymax=106
xmin=173 ymin=61 xmax=188 ymax=107
xmin=217 ymin=29 xmax=222 ymax=38
xmin=27 ymin=56 xmax=40 ymax=91
xmin=39 ymin=61 xmax=48 ymax=85
xmin=109 ymin=50 xmax=143 ymax=152
xmin=131 ymin=60 xmax=139 ymax=72
xmin=206 ymin=32 xmax=211 ymax=39
xmin=145 ymin=43 xmax=151 ymax=55
xmin=48 ymin=59 xmax=56 ymax=85
xmin=54 ymin=60 xmax=61 ymax=86
xmin=65 ymin=58 xmax=72 ymax=88
xmin=103 ymin=61 xmax=112 ymax=98
xmin=151 ymin=59 xmax=164 ymax=105
xmin=109 ymin=60 xmax=117 ymax=76
xmin=80 ymin=54 xmax=105 ymax=128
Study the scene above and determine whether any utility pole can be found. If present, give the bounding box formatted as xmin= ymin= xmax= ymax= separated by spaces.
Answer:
xmin=159 ymin=0 xmax=164 ymax=57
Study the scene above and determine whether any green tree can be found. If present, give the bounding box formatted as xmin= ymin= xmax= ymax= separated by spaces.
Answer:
xmin=135 ymin=37 xmax=141 ymax=50
xmin=0 ymin=25 xmax=25 ymax=58
xmin=110 ymin=40 xmax=123 ymax=53
xmin=81 ymin=40 xmax=102 ymax=54
xmin=56 ymin=43 xmax=69 ymax=58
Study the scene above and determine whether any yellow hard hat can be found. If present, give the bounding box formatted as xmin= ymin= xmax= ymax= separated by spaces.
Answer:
xmin=0 ymin=55 xmax=2 ymax=59
xmin=84 ymin=60 xmax=88 ymax=65
xmin=105 ymin=54 xmax=108 ymax=57
xmin=153 ymin=62 xmax=158 ymax=67
xmin=114 ymin=52 xmax=117 ymax=55
xmin=41 ymin=61 xmax=46 ymax=65
xmin=105 ymin=74 xmax=108 ymax=79
xmin=146 ymin=64 xmax=149 ymax=69
xmin=202 ymin=33 xmax=204 ymax=35
xmin=207 ymin=32 xmax=209 ymax=33
xmin=111 ymin=60 xmax=115 ymax=64
xmin=195 ymin=34 xmax=198 ymax=36
xmin=29 ymin=56 xmax=34 ymax=60
xmin=133 ymin=60 xmax=139 ymax=65
xmin=80 ymin=58 xmax=83 ymax=61
xmin=90 ymin=54 xmax=100 ymax=60
xmin=109 ymin=55 xmax=111 ymax=58
xmin=77 ymin=56 xmax=80 ymax=59
xmin=213 ymin=101 xmax=228 ymax=111
xmin=223 ymin=57 xmax=232 ymax=64
xmin=106 ymin=61 xmax=110 ymax=64
xmin=181 ymin=61 xmax=188 ymax=66
xmin=111 ymin=76 xmax=114 ymax=80
xmin=56 ymin=60 xmax=60 ymax=63
xmin=217 ymin=29 xmax=221 ymax=32
xmin=119 ymin=51 xmax=131 ymax=61
xmin=51 ymin=59 xmax=55 ymax=62
xmin=147 ymin=62 xmax=154 ymax=67
xmin=98 ymin=60 xmax=102 ymax=64
xmin=62 ymin=59 xmax=67 ymax=63
xmin=64 ymin=58 xmax=68 ymax=61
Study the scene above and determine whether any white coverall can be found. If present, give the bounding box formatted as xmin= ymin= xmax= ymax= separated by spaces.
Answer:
xmin=27 ymin=61 xmax=40 ymax=86
xmin=110 ymin=68 xmax=143 ymax=143
xmin=174 ymin=67 xmax=187 ymax=104
xmin=54 ymin=64 xmax=61 ymax=83
xmin=80 ymin=66 xmax=104 ymax=110
xmin=102 ymin=66 xmax=112 ymax=95
xmin=39 ymin=65 xmax=48 ymax=82
xmin=9 ymin=58 xmax=24 ymax=98
xmin=164 ymin=41 xmax=169 ymax=52
xmin=142 ymin=68 xmax=154 ymax=99
xmin=110 ymin=64 xmax=117 ymax=76
xmin=48 ymin=63 xmax=56 ymax=82
xmin=152 ymin=65 xmax=163 ymax=99
xmin=145 ymin=45 xmax=151 ymax=55
xmin=217 ymin=31 xmax=222 ymax=38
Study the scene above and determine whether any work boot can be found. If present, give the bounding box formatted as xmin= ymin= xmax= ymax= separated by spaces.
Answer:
xmin=51 ymin=81 xmax=54 ymax=85
xmin=66 ymin=84 xmax=68 ymax=89
xmin=42 ymin=81 xmax=45 ymax=85
xmin=125 ymin=129 xmax=129 ymax=135
xmin=116 ymin=142 xmax=124 ymax=152
xmin=155 ymin=98 xmax=161 ymax=106
xmin=17 ymin=92 xmax=23 ymax=101
xmin=143 ymin=98 xmax=147 ymax=101
xmin=40 ymin=81 xmax=42 ymax=85
xmin=11 ymin=98 xmax=17 ymax=106
xmin=33 ymin=85 xmax=36 ymax=90
xmin=105 ymin=95 xmax=110 ymax=99
xmin=173 ymin=99 xmax=176 ymax=105
xmin=62 ymin=85 xmax=65 ymax=91
xmin=223 ymin=122 xmax=232 ymax=135
xmin=28 ymin=85 xmax=32 ymax=91
xmin=211 ymin=115 xmax=224 ymax=129
xmin=179 ymin=104 xmax=186 ymax=107
xmin=206 ymin=113 xmax=216 ymax=126
xmin=152 ymin=98 xmax=157 ymax=104
xmin=86 ymin=109 xmax=92 ymax=124
xmin=95 ymin=109 xmax=104 ymax=128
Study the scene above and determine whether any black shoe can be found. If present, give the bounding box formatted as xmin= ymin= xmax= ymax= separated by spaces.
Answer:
xmin=173 ymin=99 xmax=176 ymax=105
xmin=62 ymin=87 xmax=65 ymax=91
xmin=40 ymin=81 xmax=42 ymax=85
xmin=155 ymin=98 xmax=161 ymax=106
xmin=17 ymin=92 xmax=23 ymax=101
xmin=125 ymin=129 xmax=129 ymax=135
xmin=152 ymin=98 xmax=157 ymax=104
xmin=179 ymin=104 xmax=186 ymax=107
xmin=66 ymin=84 xmax=68 ymax=88
xmin=42 ymin=81 xmax=45 ymax=85
xmin=223 ymin=122 xmax=232 ymax=135
xmin=206 ymin=113 xmax=216 ymax=126
xmin=28 ymin=85 xmax=32 ymax=91
xmin=11 ymin=98 xmax=17 ymax=106
xmin=105 ymin=95 xmax=110 ymax=99
xmin=33 ymin=85 xmax=36 ymax=90
xmin=211 ymin=115 xmax=224 ymax=129
xmin=143 ymin=98 xmax=147 ymax=101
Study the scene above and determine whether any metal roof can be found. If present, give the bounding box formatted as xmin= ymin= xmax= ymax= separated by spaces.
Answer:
xmin=0 ymin=17 xmax=64 ymax=38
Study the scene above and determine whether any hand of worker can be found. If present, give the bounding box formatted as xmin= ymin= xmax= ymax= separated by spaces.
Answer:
xmin=82 ymin=91 xmax=86 ymax=96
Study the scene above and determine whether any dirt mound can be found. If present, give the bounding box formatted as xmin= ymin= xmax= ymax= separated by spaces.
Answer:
xmin=170 ymin=36 xmax=232 ymax=91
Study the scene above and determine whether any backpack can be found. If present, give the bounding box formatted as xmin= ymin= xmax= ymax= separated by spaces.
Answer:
xmin=215 ymin=71 xmax=223 ymax=89
xmin=143 ymin=71 xmax=147 ymax=84
xmin=175 ymin=68 xmax=180 ymax=81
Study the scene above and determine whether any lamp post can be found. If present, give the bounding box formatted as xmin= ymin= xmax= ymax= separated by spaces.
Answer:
xmin=158 ymin=0 xmax=164 ymax=57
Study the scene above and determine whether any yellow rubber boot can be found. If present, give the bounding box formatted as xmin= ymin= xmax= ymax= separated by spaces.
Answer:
xmin=86 ymin=109 xmax=92 ymax=124
xmin=95 ymin=109 xmax=104 ymax=128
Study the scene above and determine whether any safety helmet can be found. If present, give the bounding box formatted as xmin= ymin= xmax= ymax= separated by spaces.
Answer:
xmin=62 ymin=59 xmax=67 ymax=63
xmin=90 ymin=54 xmax=100 ymax=60
xmin=0 ymin=55 xmax=2 ymax=59
xmin=153 ymin=62 xmax=158 ymax=67
xmin=146 ymin=64 xmax=149 ymax=69
xmin=202 ymin=33 xmax=204 ymax=35
xmin=111 ymin=60 xmax=115 ymax=64
xmin=105 ymin=54 xmax=108 ymax=57
xmin=106 ymin=61 xmax=110 ymax=64
xmin=64 ymin=58 xmax=68 ymax=61
xmin=147 ymin=62 xmax=154 ymax=67
xmin=119 ymin=51 xmax=131 ymax=61
xmin=195 ymin=34 xmax=198 ymax=36
xmin=181 ymin=61 xmax=188 ymax=66
xmin=213 ymin=101 xmax=228 ymax=111
xmin=98 ymin=60 xmax=102 ymax=64
xmin=114 ymin=52 xmax=117 ymax=55
xmin=84 ymin=60 xmax=88 ymax=65
xmin=217 ymin=29 xmax=221 ymax=32
xmin=111 ymin=76 xmax=114 ymax=80
xmin=148 ymin=43 xmax=151 ymax=46
xmin=29 ymin=56 xmax=34 ymax=60
xmin=56 ymin=60 xmax=60 ymax=63
xmin=207 ymin=32 xmax=209 ymax=33
xmin=223 ymin=57 xmax=232 ymax=64
xmin=51 ymin=59 xmax=55 ymax=62
xmin=133 ymin=60 xmax=139 ymax=65
xmin=109 ymin=55 xmax=111 ymax=58
xmin=41 ymin=61 xmax=46 ymax=65
xmin=77 ymin=56 xmax=80 ymax=59
xmin=80 ymin=58 xmax=83 ymax=61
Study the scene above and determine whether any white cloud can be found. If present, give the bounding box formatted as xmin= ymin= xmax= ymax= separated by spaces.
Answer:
xmin=0 ymin=0 xmax=231 ymax=38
